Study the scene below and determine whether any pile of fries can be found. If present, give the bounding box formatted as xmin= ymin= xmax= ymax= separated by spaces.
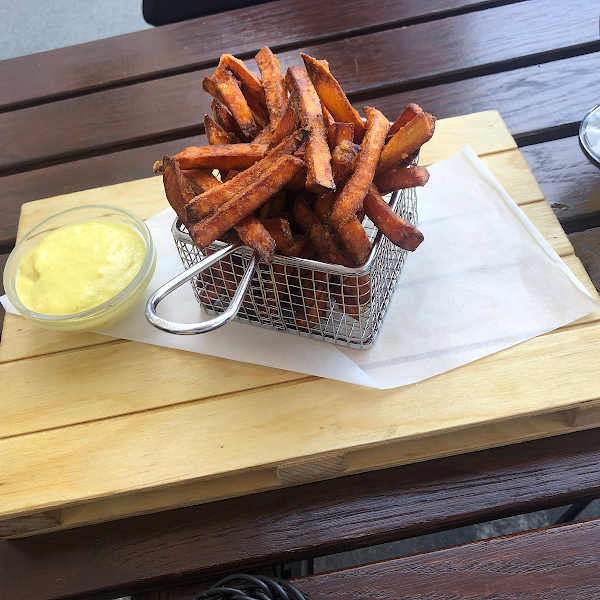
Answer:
xmin=155 ymin=47 xmax=435 ymax=269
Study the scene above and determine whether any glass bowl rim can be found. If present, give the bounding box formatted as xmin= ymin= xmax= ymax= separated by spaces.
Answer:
xmin=3 ymin=204 xmax=156 ymax=322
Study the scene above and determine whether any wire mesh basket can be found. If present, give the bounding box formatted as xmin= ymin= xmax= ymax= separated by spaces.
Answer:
xmin=146 ymin=186 xmax=418 ymax=349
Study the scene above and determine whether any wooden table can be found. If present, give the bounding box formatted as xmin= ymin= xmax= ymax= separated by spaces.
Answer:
xmin=1 ymin=1 xmax=600 ymax=598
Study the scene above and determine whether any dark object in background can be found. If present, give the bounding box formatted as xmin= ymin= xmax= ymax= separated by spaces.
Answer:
xmin=191 ymin=574 xmax=313 ymax=600
xmin=143 ymin=0 xmax=277 ymax=25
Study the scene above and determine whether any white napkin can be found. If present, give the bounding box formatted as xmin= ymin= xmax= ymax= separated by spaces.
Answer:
xmin=2 ymin=147 xmax=597 ymax=389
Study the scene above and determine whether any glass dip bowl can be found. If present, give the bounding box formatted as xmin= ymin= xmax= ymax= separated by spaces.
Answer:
xmin=3 ymin=204 xmax=156 ymax=331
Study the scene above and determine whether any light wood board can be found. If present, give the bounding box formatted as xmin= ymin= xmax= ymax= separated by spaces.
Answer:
xmin=1 ymin=111 xmax=599 ymax=538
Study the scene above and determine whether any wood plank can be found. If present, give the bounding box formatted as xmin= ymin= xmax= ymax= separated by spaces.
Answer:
xmin=0 ymin=0 xmax=506 ymax=111
xmin=8 ymin=409 xmax=594 ymax=537
xmin=373 ymin=52 xmax=600 ymax=144
xmin=295 ymin=519 xmax=600 ymax=600
xmin=1 ymin=0 xmax=597 ymax=172
xmin=569 ymin=227 xmax=600 ymax=292
xmin=3 ymin=427 xmax=600 ymax=600
xmin=2 ymin=320 xmax=600 ymax=521
xmin=522 ymin=136 xmax=600 ymax=225
xmin=0 ymin=134 xmax=206 ymax=248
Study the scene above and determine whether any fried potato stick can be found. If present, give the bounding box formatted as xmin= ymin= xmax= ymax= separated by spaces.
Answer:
xmin=387 ymin=103 xmax=423 ymax=138
xmin=186 ymin=128 xmax=308 ymax=222
xmin=301 ymin=53 xmax=366 ymax=142
xmin=219 ymin=54 xmax=266 ymax=108
xmin=235 ymin=215 xmax=276 ymax=264
xmin=203 ymin=69 xmax=258 ymax=138
xmin=211 ymin=99 xmax=248 ymax=141
xmin=293 ymin=197 xmax=349 ymax=266
xmin=190 ymin=155 xmax=305 ymax=249
xmin=314 ymin=140 xmax=360 ymax=222
xmin=329 ymin=106 xmax=389 ymax=229
xmin=327 ymin=122 xmax=354 ymax=150
xmin=279 ymin=234 xmax=306 ymax=257
xmin=337 ymin=217 xmax=372 ymax=265
xmin=364 ymin=184 xmax=424 ymax=251
xmin=174 ymin=144 xmax=268 ymax=170
xmin=182 ymin=168 xmax=221 ymax=193
xmin=376 ymin=112 xmax=435 ymax=176
xmin=160 ymin=155 xmax=196 ymax=226
xmin=286 ymin=66 xmax=335 ymax=193
xmin=268 ymin=90 xmax=301 ymax=148
xmin=204 ymin=114 xmax=239 ymax=145
xmin=255 ymin=46 xmax=287 ymax=121
xmin=259 ymin=217 xmax=294 ymax=250
xmin=374 ymin=165 xmax=430 ymax=194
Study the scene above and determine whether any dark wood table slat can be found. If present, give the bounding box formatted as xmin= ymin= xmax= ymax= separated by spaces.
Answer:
xmin=137 ymin=518 xmax=600 ymax=600
xmin=3 ymin=429 xmax=600 ymax=600
xmin=569 ymin=227 xmax=600 ymax=292
xmin=521 ymin=136 xmax=600 ymax=225
xmin=1 ymin=0 xmax=598 ymax=173
xmin=374 ymin=52 xmax=600 ymax=144
xmin=0 ymin=134 xmax=206 ymax=248
xmin=0 ymin=0 xmax=524 ymax=112
xmin=294 ymin=519 xmax=600 ymax=600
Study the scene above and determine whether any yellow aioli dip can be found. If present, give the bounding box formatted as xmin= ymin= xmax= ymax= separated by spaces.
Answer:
xmin=16 ymin=220 xmax=146 ymax=315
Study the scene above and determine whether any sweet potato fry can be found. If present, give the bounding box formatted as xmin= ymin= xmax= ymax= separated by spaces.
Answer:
xmin=259 ymin=191 xmax=286 ymax=219
xmin=186 ymin=128 xmax=308 ymax=222
xmin=337 ymin=217 xmax=372 ymax=265
xmin=314 ymin=140 xmax=360 ymax=222
xmin=255 ymin=46 xmax=287 ymax=121
xmin=364 ymin=184 xmax=424 ymax=251
xmin=374 ymin=165 xmax=430 ymax=194
xmin=190 ymin=155 xmax=305 ymax=249
xmin=182 ymin=168 xmax=221 ymax=193
xmin=296 ymin=282 xmax=329 ymax=330
xmin=376 ymin=112 xmax=436 ymax=176
xmin=286 ymin=66 xmax=334 ymax=193
xmin=219 ymin=54 xmax=266 ymax=109
xmin=203 ymin=69 xmax=258 ymax=138
xmin=211 ymin=99 xmax=248 ymax=141
xmin=268 ymin=89 xmax=301 ymax=149
xmin=327 ymin=122 xmax=354 ymax=150
xmin=160 ymin=155 xmax=196 ymax=226
xmin=301 ymin=53 xmax=366 ymax=142
xmin=387 ymin=103 xmax=423 ymax=138
xmin=259 ymin=217 xmax=294 ymax=250
xmin=204 ymin=114 xmax=239 ymax=145
xmin=329 ymin=106 xmax=389 ymax=229
xmin=235 ymin=215 xmax=276 ymax=264
xmin=174 ymin=144 xmax=267 ymax=170
xmin=292 ymin=197 xmax=349 ymax=266
xmin=279 ymin=234 xmax=306 ymax=257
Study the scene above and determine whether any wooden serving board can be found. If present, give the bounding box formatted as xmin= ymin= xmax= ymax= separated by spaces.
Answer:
xmin=2 ymin=111 xmax=600 ymax=539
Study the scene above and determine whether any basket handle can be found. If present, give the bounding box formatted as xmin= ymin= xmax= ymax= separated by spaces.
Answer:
xmin=145 ymin=242 xmax=257 ymax=335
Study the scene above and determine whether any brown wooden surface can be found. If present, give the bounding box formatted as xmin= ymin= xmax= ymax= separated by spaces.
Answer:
xmin=2 ymin=428 xmax=600 ymax=600
xmin=521 ymin=136 xmax=600 ymax=226
xmin=0 ymin=134 xmax=205 ymax=248
xmin=294 ymin=518 xmax=600 ymax=599
xmin=374 ymin=52 xmax=600 ymax=144
xmin=0 ymin=0 xmax=508 ymax=111
xmin=1 ymin=0 xmax=598 ymax=174
xmin=569 ymin=227 xmax=600 ymax=292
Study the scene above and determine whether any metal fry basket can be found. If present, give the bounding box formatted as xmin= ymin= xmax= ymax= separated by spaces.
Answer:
xmin=146 ymin=187 xmax=418 ymax=349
